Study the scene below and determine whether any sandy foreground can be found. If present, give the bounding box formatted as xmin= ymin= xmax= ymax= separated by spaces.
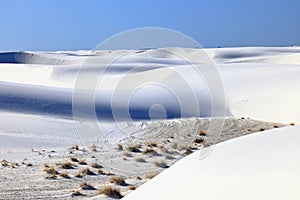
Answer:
xmin=0 ymin=114 xmax=286 ymax=200
xmin=0 ymin=46 xmax=299 ymax=199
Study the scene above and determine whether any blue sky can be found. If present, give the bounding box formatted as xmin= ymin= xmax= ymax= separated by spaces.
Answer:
xmin=0 ymin=0 xmax=300 ymax=51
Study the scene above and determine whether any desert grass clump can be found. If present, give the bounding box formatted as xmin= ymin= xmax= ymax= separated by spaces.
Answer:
xmin=260 ymin=128 xmax=265 ymax=131
xmin=70 ymin=157 xmax=79 ymax=162
xmin=110 ymin=176 xmax=127 ymax=186
xmin=26 ymin=163 xmax=33 ymax=167
xmin=60 ymin=161 xmax=75 ymax=169
xmin=193 ymin=138 xmax=204 ymax=144
xmin=117 ymin=143 xmax=123 ymax=151
xmin=197 ymin=130 xmax=207 ymax=137
xmin=78 ymin=159 xmax=88 ymax=165
xmin=70 ymin=144 xmax=80 ymax=151
xmin=70 ymin=190 xmax=84 ymax=197
xmin=99 ymin=186 xmax=123 ymax=199
xmin=142 ymin=148 xmax=159 ymax=156
xmin=290 ymin=122 xmax=295 ymax=126
xmin=1 ymin=160 xmax=9 ymax=167
xmin=44 ymin=164 xmax=58 ymax=175
xmin=135 ymin=157 xmax=146 ymax=163
xmin=154 ymin=160 xmax=168 ymax=168
xmin=80 ymin=167 xmax=96 ymax=176
xmin=184 ymin=148 xmax=193 ymax=155
xmin=91 ymin=145 xmax=97 ymax=152
xmin=127 ymin=144 xmax=141 ymax=153
xmin=59 ymin=172 xmax=70 ymax=179
xmin=273 ymin=125 xmax=279 ymax=128
xmin=80 ymin=182 xmax=96 ymax=190
xmin=91 ymin=162 xmax=103 ymax=169
xmin=146 ymin=173 xmax=158 ymax=179
xmin=147 ymin=141 xmax=157 ymax=148
xmin=129 ymin=186 xmax=137 ymax=190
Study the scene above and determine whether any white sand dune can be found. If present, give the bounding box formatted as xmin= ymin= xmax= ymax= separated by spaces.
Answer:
xmin=0 ymin=47 xmax=299 ymax=199
xmin=123 ymin=126 xmax=300 ymax=200
xmin=0 ymin=47 xmax=299 ymax=122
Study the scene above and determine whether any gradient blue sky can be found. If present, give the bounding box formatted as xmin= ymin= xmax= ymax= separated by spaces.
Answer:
xmin=1 ymin=0 xmax=300 ymax=51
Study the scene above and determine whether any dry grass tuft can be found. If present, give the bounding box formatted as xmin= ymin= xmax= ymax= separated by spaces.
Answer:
xmin=80 ymin=182 xmax=96 ymax=190
xmin=91 ymin=145 xmax=97 ymax=152
xmin=59 ymin=172 xmax=70 ymax=179
xmin=71 ymin=144 xmax=79 ymax=151
xmin=146 ymin=173 xmax=158 ymax=179
xmin=78 ymin=159 xmax=88 ymax=165
xmin=91 ymin=162 xmax=103 ymax=169
xmin=44 ymin=164 xmax=58 ymax=175
xmin=129 ymin=186 xmax=137 ymax=190
xmin=99 ymin=186 xmax=123 ymax=199
xmin=184 ymin=148 xmax=193 ymax=155
xmin=127 ymin=145 xmax=141 ymax=153
xmin=80 ymin=167 xmax=96 ymax=176
xmin=193 ymin=138 xmax=204 ymax=144
xmin=110 ymin=176 xmax=127 ymax=186
xmin=117 ymin=143 xmax=123 ymax=151
xmin=154 ymin=160 xmax=168 ymax=168
xmin=290 ymin=122 xmax=295 ymax=126
xmin=147 ymin=141 xmax=157 ymax=147
xmin=70 ymin=190 xmax=84 ymax=197
xmin=197 ymin=130 xmax=207 ymax=136
xmin=260 ymin=128 xmax=265 ymax=131
xmin=60 ymin=162 xmax=75 ymax=169
xmin=1 ymin=160 xmax=9 ymax=167
xmin=142 ymin=148 xmax=159 ymax=156
xmin=70 ymin=157 xmax=79 ymax=162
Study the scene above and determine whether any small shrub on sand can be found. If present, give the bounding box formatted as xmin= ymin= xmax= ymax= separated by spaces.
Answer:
xmin=99 ymin=186 xmax=123 ymax=199
xmin=26 ymin=163 xmax=33 ymax=167
xmin=80 ymin=182 xmax=96 ymax=190
xmin=193 ymin=138 xmax=204 ymax=144
xmin=260 ymin=128 xmax=265 ymax=131
xmin=78 ymin=159 xmax=87 ymax=165
xmin=184 ymin=148 xmax=193 ymax=155
xmin=70 ymin=190 xmax=84 ymax=197
xmin=142 ymin=148 xmax=158 ymax=156
xmin=1 ymin=160 xmax=9 ymax=167
xmin=273 ymin=125 xmax=279 ymax=128
xmin=127 ymin=145 xmax=141 ymax=153
xmin=146 ymin=173 xmax=158 ymax=179
xmin=70 ymin=157 xmax=79 ymax=162
xmin=91 ymin=162 xmax=103 ymax=169
xmin=154 ymin=160 xmax=168 ymax=168
xmin=44 ymin=165 xmax=58 ymax=175
xmin=91 ymin=145 xmax=97 ymax=152
xmin=110 ymin=176 xmax=127 ymax=186
xmin=290 ymin=122 xmax=295 ymax=126
xmin=197 ymin=130 xmax=207 ymax=137
xmin=135 ymin=157 xmax=146 ymax=163
xmin=59 ymin=172 xmax=70 ymax=179
xmin=129 ymin=186 xmax=137 ymax=190
xmin=60 ymin=162 xmax=75 ymax=169
xmin=147 ymin=141 xmax=157 ymax=147
xmin=71 ymin=144 xmax=79 ymax=151
xmin=117 ymin=143 xmax=123 ymax=151
xmin=80 ymin=168 xmax=96 ymax=176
